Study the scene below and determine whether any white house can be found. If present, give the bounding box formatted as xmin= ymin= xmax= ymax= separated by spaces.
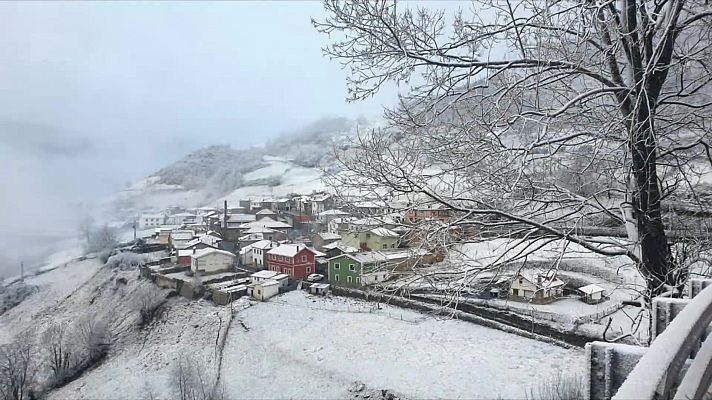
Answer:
xmin=508 ymin=271 xmax=565 ymax=302
xmin=247 ymin=279 xmax=280 ymax=301
xmin=579 ymin=284 xmax=606 ymax=304
xmin=170 ymin=230 xmax=196 ymax=249
xmin=190 ymin=248 xmax=236 ymax=274
xmin=250 ymin=239 xmax=276 ymax=268
xmin=139 ymin=214 xmax=165 ymax=229
xmin=165 ymin=212 xmax=197 ymax=226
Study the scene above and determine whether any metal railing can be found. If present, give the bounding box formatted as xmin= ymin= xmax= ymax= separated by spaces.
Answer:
xmin=586 ymin=279 xmax=712 ymax=400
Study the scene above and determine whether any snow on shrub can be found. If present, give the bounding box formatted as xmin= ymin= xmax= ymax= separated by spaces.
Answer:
xmin=105 ymin=252 xmax=148 ymax=270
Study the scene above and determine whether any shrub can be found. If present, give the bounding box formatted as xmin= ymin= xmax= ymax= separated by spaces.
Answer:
xmin=526 ymin=372 xmax=584 ymax=400
xmin=131 ymin=283 xmax=166 ymax=326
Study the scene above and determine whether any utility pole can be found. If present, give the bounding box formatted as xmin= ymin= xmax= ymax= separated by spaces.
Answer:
xmin=20 ymin=262 xmax=24 ymax=282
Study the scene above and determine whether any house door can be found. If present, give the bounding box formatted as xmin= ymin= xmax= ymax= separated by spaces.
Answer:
xmin=512 ymin=288 xmax=519 ymax=296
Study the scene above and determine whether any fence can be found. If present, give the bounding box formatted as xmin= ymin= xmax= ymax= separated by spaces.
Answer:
xmin=586 ymin=279 xmax=712 ymax=399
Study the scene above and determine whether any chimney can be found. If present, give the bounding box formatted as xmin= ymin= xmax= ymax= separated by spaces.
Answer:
xmin=224 ymin=200 xmax=228 ymax=230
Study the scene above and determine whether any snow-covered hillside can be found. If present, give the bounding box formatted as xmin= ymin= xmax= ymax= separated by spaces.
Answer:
xmin=99 ymin=117 xmax=375 ymax=218
xmin=0 ymin=252 xmax=583 ymax=399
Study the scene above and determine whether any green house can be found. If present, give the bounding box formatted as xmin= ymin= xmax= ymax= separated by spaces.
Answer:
xmin=327 ymin=248 xmax=431 ymax=287
xmin=327 ymin=253 xmax=390 ymax=287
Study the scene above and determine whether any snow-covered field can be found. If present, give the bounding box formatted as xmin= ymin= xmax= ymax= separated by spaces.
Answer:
xmin=221 ymin=291 xmax=584 ymax=399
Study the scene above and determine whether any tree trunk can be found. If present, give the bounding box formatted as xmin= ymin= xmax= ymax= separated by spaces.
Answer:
xmin=630 ymin=114 xmax=676 ymax=299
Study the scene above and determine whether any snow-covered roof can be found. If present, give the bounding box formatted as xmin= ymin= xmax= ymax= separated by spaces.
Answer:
xmin=267 ymin=244 xmax=314 ymax=257
xmin=331 ymin=248 xmax=429 ymax=265
xmin=311 ymin=283 xmax=330 ymax=290
xmin=170 ymin=230 xmax=195 ymax=240
xmin=256 ymin=208 xmax=277 ymax=215
xmin=249 ymin=279 xmax=280 ymax=288
xmin=273 ymin=273 xmax=289 ymax=281
xmin=321 ymin=242 xmax=359 ymax=253
xmin=243 ymin=226 xmax=280 ymax=234
xmin=578 ymin=284 xmax=605 ymax=294
xmin=226 ymin=214 xmax=257 ymax=223
xmin=184 ymin=234 xmax=221 ymax=248
xmin=239 ymin=217 xmax=292 ymax=230
xmin=318 ymin=209 xmax=349 ymax=217
xmin=251 ymin=270 xmax=280 ymax=279
xmin=177 ymin=249 xmax=193 ymax=257
xmin=315 ymin=232 xmax=341 ymax=241
xmin=309 ymin=247 xmax=326 ymax=257
xmin=369 ymin=227 xmax=400 ymax=238
xmin=250 ymin=240 xmax=277 ymax=250
xmin=191 ymin=248 xmax=236 ymax=259
xmin=517 ymin=270 xmax=565 ymax=289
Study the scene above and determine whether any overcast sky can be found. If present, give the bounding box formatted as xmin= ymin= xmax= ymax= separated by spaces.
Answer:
xmin=0 ymin=1 xmax=468 ymax=273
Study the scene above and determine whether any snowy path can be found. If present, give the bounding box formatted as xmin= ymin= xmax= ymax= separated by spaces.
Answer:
xmin=220 ymin=291 xmax=583 ymax=399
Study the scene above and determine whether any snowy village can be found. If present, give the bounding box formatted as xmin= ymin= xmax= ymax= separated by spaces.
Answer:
xmin=3 ymin=1 xmax=712 ymax=400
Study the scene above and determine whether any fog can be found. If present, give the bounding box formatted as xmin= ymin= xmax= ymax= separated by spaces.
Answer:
xmin=0 ymin=1 xmax=469 ymax=276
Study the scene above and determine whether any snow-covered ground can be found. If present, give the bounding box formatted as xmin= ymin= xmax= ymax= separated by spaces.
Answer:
xmin=0 ymin=255 xmax=102 ymax=344
xmin=221 ymin=291 xmax=583 ymax=399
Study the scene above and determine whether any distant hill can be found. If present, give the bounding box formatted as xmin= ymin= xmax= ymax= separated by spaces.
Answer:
xmin=100 ymin=117 xmax=377 ymax=218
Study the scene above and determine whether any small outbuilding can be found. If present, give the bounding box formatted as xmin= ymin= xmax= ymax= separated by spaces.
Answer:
xmin=578 ymin=284 xmax=606 ymax=304
xmin=309 ymin=283 xmax=330 ymax=296
xmin=247 ymin=280 xmax=280 ymax=301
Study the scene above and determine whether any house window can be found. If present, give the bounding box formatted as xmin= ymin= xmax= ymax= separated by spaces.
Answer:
xmin=347 ymin=276 xmax=352 ymax=283
xmin=334 ymin=274 xmax=340 ymax=281
xmin=279 ymin=256 xmax=284 ymax=261
xmin=382 ymin=244 xmax=387 ymax=249
xmin=307 ymin=267 xmax=311 ymax=273
xmin=391 ymin=244 xmax=396 ymax=248
xmin=349 ymin=264 xmax=355 ymax=272
xmin=301 ymin=255 xmax=307 ymax=262
xmin=356 ymin=277 xmax=360 ymax=283
xmin=334 ymin=263 xmax=340 ymax=270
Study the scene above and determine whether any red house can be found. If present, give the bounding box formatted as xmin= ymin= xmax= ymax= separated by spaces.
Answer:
xmin=266 ymin=244 xmax=316 ymax=279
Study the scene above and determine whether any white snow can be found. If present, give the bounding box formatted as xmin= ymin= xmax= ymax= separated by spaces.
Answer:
xmin=0 ymin=256 xmax=103 ymax=344
xmin=220 ymin=291 xmax=583 ymax=399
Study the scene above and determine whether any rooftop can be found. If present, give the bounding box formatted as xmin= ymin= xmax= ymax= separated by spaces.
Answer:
xmin=315 ymin=232 xmax=342 ymax=241
xmin=267 ymin=243 xmax=314 ymax=257
xmin=369 ymin=227 xmax=400 ymax=238
xmin=251 ymin=270 xmax=280 ymax=279
xmin=191 ymin=248 xmax=236 ymax=259
xmin=578 ymin=283 xmax=606 ymax=294
xmin=239 ymin=217 xmax=292 ymax=230
xmin=256 ymin=208 xmax=277 ymax=215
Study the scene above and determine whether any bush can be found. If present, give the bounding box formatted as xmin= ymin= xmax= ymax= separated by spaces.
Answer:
xmin=131 ymin=283 xmax=166 ymax=326
xmin=105 ymin=252 xmax=148 ymax=270
xmin=0 ymin=283 xmax=38 ymax=316
xmin=75 ymin=313 xmax=111 ymax=363
xmin=526 ymin=372 xmax=584 ymax=400
xmin=172 ymin=354 xmax=223 ymax=400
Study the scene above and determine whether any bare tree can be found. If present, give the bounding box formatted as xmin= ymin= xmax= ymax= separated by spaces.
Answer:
xmin=75 ymin=313 xmax=112 ymax=363
xmin=42 ymin=323 xmax=76 ymax=387
xmin=0 ymin=339 xmax=35 ymax=400
xmin=314 ymin=1 xmax=712 ymax=299
xmin=172 ymin=354 xmax=222 ymax=400
xmin=131 ymin=282 xmax=166 ymax=326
